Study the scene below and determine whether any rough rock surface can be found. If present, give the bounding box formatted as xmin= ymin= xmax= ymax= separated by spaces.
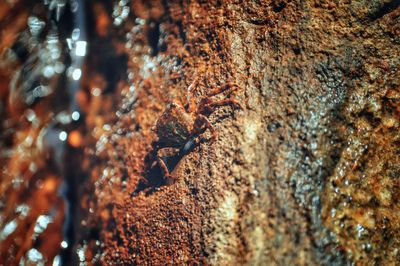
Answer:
xmin=0 ymin=0 xmax=399 ymax=265
xmin=81 ymin=0 xmax=399 ymax=265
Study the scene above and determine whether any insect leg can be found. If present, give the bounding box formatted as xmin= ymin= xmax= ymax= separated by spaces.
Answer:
xmin=194 ymin=114 xmax=216 ymax=141
xmin=206 ymin=83 xmax=240 ymax=97
xmin=156 ymin=149 xmax=173 ymax=179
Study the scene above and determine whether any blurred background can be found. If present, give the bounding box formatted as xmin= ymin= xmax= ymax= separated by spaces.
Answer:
xmin=0 ymin=0 xmax=130 ymax=264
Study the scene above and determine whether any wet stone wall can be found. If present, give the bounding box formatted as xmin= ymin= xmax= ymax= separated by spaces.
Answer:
xmin=0 ymin=0 xmax=399 ymax=265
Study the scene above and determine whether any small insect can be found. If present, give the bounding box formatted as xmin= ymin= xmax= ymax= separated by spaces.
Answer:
xmin=149 ymin=80 xmax=242 ymax=180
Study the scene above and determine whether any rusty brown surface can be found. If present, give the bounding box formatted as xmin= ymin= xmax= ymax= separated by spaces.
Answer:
xmin=0 ymin=0 xmax=399 ymax=265
xmin=79 ymin=1 xmax=399 ymax=265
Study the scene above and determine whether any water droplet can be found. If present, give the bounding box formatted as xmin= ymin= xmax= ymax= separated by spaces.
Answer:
xmin=0 ymin=219 xmax=18 ymax=240
xmin=56 ymin=111 xmax=72 ymax=124
xmin=27 ymin=248 xmax=45 ymax=265
xmin=72 ymin=68 xmax=82 ymax=80
xmin=25 ymin=135 xmax=33 ymax=146
xmin=12 ymin=176 xmax=23 ymax=189
xmin=25 ymin=109 xmax=37 ymax=122
xmin=310 ymin=142 xmax=318 ymax=150
xmin=75 ymin=41 xmax=87 ymax=56
xmin=135 ymin=17 xmax=145 ymax=25
xmin=52 ymin=255 xmax=61 ymax=266
xmin=77 ymin=245 xmax=86 ymax=262
xmin=66 ymin=38 xmax=73 ymax=50
xmin=28 ymin=16 xmax=46 ymax=36
xmin=59 ymin=131 xmax=67 ymax=141
xmin=54 ymin=62 xmax=65 ymax=73
xmin=29 ymin=162 xmax=37 ymax=173
xmin=71 ymin=28 xmax=80 ymax=41
xmin=61 ymin=240 xmax=68 ymax=249
xmin=33 ymin=215 xmax=52 ymax=234
xmin=72 ymin=111 xmax=80 ymax=121
xmin=91 ymin=87 xmax=101 ymax=97
xmin=43 ymin=65 xmax=55 ymax=78
xmin=15 ymin=204 xmax=30 ymax=218
xmin=113 ymin=0 xmax=130 ymax=26
xmin=362 ymin=243 xmax=372 ymax=252
xmin=356 ymin=224 xmax=365 ymax=238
